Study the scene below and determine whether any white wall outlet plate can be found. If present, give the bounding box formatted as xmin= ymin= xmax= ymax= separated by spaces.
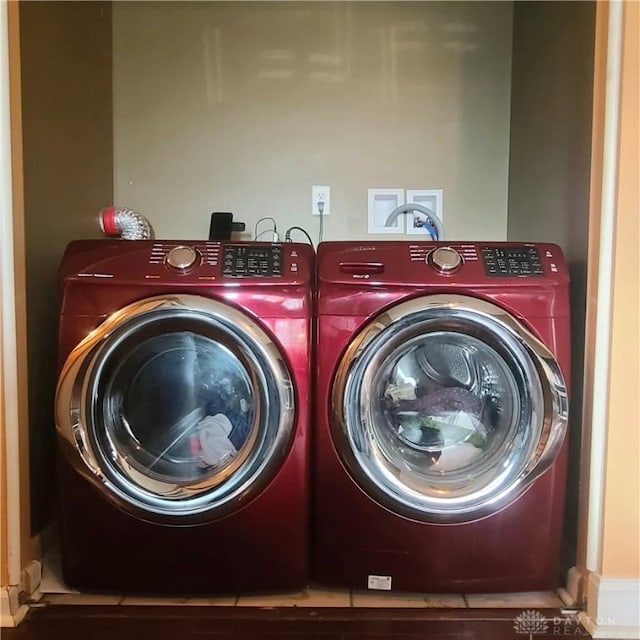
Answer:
xmin=312 ymin=185 xmax=331 ymax=215
xmin=368 ymin=188 xmax=405 ymax=233
xmin=405 ymin=189 xmax=443 ymax=236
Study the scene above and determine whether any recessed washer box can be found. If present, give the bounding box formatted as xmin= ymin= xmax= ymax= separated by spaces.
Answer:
xmin=367 ymin=188 xmax=405 ymax=234
xmin=406 ymin=189 xmax=444 ymax=236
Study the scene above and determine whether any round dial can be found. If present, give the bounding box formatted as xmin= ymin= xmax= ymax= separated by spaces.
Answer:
xmin=165 ymin=245 xmax=200 ymax=271
xmin=428 ymin=247 xmax=462 ymax=274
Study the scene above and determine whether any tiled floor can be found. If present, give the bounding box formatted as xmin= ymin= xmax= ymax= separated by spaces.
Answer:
xmin=42 ymin=587 xmax=565 ymax=610
xmin=350 ymin=591 xmax=466 ymax=609
xmin=40 ymin=550 xmax=567 ymax=610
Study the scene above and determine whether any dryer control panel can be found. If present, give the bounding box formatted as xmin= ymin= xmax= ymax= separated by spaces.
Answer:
xmin=140 ymin=241 xmax=306 ymax=280
xmin=57 ymin=240 xmax=312 ymax=286
xmin=222 ymin=245 xmax=283 ymax=277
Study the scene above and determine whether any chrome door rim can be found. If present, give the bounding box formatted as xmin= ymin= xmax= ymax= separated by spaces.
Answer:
xmin=330 ymin=294 xmax=568 ymax=524
xmin=56 ymin=294 xmax=296 ymax=524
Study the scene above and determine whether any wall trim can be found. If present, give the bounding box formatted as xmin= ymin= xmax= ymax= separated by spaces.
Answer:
xmin=585 ymin=0 xmax=624 ymax=575
xmin=0 ymin=560 xmax=41 ymax=628
xmin=558 ymin=566 xmax=583 ymax=607
xmin=0 ymin=586 xmax=29 ymax=628
xmin=578 ymin=613 xmax=640 ymax=639
xmin=21 ymin=560 xmax=42 ymax=601
xmin=578 ymin=572 xmax=640 ymax=639
xmin=1 ymin=0 xmax=22 ymax=588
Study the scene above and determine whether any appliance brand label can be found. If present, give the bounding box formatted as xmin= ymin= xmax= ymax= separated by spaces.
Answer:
xmin=367 ymin=575 xmax=392 ymax=591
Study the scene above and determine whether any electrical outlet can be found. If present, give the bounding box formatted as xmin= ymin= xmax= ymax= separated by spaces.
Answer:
xmin=312 ymin=185 xmax=331 ymax=216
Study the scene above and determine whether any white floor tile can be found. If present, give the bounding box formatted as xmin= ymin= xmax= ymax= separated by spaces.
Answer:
xmin=120 ymin=596 xmax=191 ymax=606
xmin=465 ymin=591 xmax=564 ymax=608
xmin=351 ymin=590 xmax=465 ymax=608
xmin=185 ymin=596 xmax=238 ymax=606
xmin=45 ymin=593 xmax=123 ymax=605
xmin=237 ymin=587 xmax=351 ymax=607
xmin=423 ymin=594 xmax=468 ymax=608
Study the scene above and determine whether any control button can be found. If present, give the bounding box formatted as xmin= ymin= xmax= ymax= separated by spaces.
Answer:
xmin=428 ymin=247 xmax=463 ymax=274
xmin=165 ymin=245 xmax=200 ymax=271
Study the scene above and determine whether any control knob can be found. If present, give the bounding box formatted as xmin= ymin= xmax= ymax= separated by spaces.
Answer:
xmin=165 ymin=245 xmax=200 ymax=271
xmin=428 ymin=247 xmax=462 ymax=274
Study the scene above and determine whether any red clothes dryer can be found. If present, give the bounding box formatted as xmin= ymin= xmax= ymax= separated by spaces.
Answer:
xmin=55 ymin=240 xmax=313 ymax=594
xmin=314 ymin=241 xmax=570 ymax=593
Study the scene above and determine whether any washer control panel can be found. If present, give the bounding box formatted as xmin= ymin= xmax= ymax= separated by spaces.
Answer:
xmin=222 ymin=244 xmax=283 ymax=277
xmin=481 ymin=245 xmax=544 ymax=277
xmin=143 ymin=242 xmax=308 ymax=279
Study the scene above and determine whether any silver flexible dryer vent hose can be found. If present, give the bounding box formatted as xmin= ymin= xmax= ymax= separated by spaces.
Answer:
xmin=99 ymin=206 xmax=153 ymax=240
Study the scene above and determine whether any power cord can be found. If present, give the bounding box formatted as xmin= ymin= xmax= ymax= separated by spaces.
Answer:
xmin=285 ymin=226 xmax=314 ymax=245
xmin=255 ymin=228 xmax=280 ymax=241
xmin=254 ymin=217 xmax=279 ymax=242
xmin=317 ymin=199 xmax=325 ymax=244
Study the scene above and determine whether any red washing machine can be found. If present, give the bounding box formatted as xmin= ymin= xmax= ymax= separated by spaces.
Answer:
xmin=314 ymin=241 xmax=570 ymax=593
xmin=55 ymin=240 xmax=313 ymax=594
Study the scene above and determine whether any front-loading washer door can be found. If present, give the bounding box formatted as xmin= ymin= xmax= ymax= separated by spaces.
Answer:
xmin=56 ymin=294 xmax=295 ymax=525
xmin=331 ymin=294 xmax=568 ymax=524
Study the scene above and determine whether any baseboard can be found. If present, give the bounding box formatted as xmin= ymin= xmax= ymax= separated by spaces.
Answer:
xmin=578 ymin=611 xmax=640 ymax=639
xmin=0 ymin=560 xmax=43 ymax=628
xmin=563 ymin=566 xmax=584 ymax=606
xmin=21 ymin=560 xmax=42 ymax=599
xmin=581 ymin=572 xmax=640 ymax=639
xmin=0 ymin=586 xmax=29 ymax=628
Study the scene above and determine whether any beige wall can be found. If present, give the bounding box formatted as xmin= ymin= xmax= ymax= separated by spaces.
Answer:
xmin=600 ymin=0 xmax=639 ymax=577
xmin=113 ymin=1 xmax=513 ymax=242
xmin=506 ymin=1 xmax=596 ymax=570
xmin=19 ymin=1 xmax=113 ymax=534
xmin=507 ymin=1 xmax=595 ymax=252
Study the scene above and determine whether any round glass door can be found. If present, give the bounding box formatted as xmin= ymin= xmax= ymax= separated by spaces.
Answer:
xmin=99 ymin=331 xmax=256 ymax=484
xmin=56 ymin=295 xmax=295 ymax=523
xmin=331 ymin=294 xmax=567 ymax=523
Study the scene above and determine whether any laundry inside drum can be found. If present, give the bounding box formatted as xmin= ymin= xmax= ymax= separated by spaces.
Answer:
xmin=378 ymin=332 xmax=515 ymax=474
xmin=102 ymin=331 xmax=255 ymax=484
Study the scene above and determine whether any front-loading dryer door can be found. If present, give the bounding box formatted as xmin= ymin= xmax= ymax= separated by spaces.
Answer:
xmin=331 ymin=294 xmax=568 ymax=524
xmin=56 ymin=294 xmax=295 ymax=525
